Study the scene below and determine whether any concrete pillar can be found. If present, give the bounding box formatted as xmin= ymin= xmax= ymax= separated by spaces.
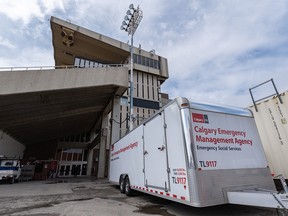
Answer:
xmin=96 ymin=96 xmax=121 ymax=178
xmin=97 ymin=114 xmax=108 ymax=178
xmin=86 ymin=148 xmax=94 ymax=176
xmin=110 ymin=96 xmax=121 ymax=144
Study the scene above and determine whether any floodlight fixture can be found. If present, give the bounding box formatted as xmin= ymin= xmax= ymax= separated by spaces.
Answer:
xmin=120 ymin=4 xmax=143 ymax=131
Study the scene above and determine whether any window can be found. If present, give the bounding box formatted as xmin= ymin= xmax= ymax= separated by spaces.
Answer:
xmin=132 ymin=54 xmax=160 ymax=70
xmin=74 ymin=57 xmax=110 ymax=68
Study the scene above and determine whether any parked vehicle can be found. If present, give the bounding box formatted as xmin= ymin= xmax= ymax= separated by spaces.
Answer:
xmin=0 ymin=156 xmax=21 ymax=184
xmin=109 ymin=97 xmax=288 ymax=210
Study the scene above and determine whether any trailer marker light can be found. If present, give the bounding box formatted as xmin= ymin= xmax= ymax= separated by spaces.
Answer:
xmin=181 ymin=103 xmax=189 ymax=108
xmin=181 ymin=196 xmax=186 ymax=200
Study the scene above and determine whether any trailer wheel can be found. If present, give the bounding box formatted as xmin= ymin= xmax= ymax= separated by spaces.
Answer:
xmin=9 ymin=177 xmax=14 ymax=184
xmin=124 ymin=177 xmax=133 ymax=196
xmin=119 ymin=175 xmax=125 ymax=194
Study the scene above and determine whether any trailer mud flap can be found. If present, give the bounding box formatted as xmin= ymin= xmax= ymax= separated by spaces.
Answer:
xmin=143 ymin=113 xmax=169 ymax=191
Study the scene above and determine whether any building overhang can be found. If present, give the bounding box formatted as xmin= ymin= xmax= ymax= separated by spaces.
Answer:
xmin=0 ymin=67 xmax=128 ymax=146
xmin=50 ymin=16 xmax=130 ymax=66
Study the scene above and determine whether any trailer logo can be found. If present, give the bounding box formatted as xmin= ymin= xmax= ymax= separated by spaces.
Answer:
xmin=192 ymin=113 xmax=209 ymax=124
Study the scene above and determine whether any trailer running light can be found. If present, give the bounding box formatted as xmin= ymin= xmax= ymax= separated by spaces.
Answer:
xmin=180 ymin=103 xmax=189 ymax=108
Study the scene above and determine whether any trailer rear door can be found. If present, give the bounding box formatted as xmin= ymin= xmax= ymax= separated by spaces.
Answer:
xmin=144 ymin=113 xmax=169 ymax=191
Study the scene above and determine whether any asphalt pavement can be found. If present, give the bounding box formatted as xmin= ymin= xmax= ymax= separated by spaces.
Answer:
xmin=0 ymin=177 xmax=282 ymax=216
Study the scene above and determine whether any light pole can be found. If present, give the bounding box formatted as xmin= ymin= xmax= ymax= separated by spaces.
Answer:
xmin=121 ymin=4 xmax=143 ymax=131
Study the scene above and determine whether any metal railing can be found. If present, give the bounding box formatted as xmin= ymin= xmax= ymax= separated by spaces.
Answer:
xmin=0 ymin=64 xmax=126 ymax=72
xmin=249 ymin=78 xmax=283 ymax=112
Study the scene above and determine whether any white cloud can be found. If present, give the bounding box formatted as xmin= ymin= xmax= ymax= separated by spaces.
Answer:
xmin=159 ymin=0 xmax=288 ymax=106
xmin=0 ymin=0 xmax=65 ymax=24
xmin=0 ymin=0 xmax=43 ymax=24
xmin=0 ymin=36 xmax=16 ymax=49
xmin=0 ymin=47 xmax=53 ymax=67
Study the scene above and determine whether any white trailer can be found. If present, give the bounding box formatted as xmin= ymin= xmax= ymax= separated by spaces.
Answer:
xmin=109 ymin=97 xmax=288 ymax=210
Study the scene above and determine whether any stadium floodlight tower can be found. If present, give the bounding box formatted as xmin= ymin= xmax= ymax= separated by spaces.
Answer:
xmin=120 ymin=4 xmax=143 ymax=131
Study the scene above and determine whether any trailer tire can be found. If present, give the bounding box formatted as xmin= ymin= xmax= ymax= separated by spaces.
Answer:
xmin=9 ymin=177 xmax=14 ymax=184
xmin=119 ymin=175 xmax=126 ymax=194
xmin=124 ymin=177 xmax=133 ymax=196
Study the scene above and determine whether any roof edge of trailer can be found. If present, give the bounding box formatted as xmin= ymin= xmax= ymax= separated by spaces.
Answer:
xmin=187 ymin=99 xmax=252 ymax=117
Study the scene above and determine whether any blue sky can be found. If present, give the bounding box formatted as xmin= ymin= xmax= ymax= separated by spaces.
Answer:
xmin=0 ymin=0 xmax=287 ymax=107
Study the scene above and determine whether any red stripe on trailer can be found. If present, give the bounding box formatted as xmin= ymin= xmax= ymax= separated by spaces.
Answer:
xmin=133 ymin=186 xmax=186 ymax=202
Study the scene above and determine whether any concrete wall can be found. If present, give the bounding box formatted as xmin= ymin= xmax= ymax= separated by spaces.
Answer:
xmin=0 ymin=67 xmax=128 ymax=95
xmin=0 ymin=130 xmax=25 ymax=158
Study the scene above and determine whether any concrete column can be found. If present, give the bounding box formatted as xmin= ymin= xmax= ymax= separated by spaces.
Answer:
xmin=97 ymin=114 xmax=108 ymax=178
xmin=86 ymin=148 xmax=94 ymax=176
xmin=110 ymin=96 xmax=121 ymax=144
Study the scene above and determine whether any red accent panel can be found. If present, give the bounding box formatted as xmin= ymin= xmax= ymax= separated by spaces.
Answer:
xmin=192 ymin=113 xmax=204 ymax=123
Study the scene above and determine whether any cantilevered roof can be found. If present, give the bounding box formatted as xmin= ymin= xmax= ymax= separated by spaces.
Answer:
xmin=0 ymin=67 xmax=128 ymax=145
xmin=50 ymin=16 xmax=130 ymax=66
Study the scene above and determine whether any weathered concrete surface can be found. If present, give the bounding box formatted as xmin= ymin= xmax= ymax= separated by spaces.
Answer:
xmin=0 ymin=67 xmax=128 ymax=146
xmin=0 ymin=67 xmax=128 ymax=95
xmin=0 ymin=178 xmax=278 ymax=216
